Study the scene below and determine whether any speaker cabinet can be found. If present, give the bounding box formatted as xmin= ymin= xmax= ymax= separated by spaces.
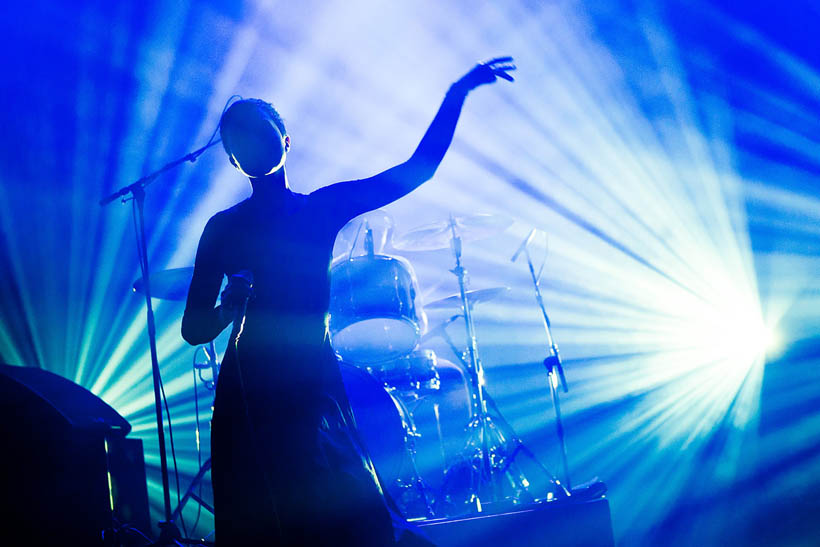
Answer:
xmin=0 ymin=364 xmax=150 ymax=544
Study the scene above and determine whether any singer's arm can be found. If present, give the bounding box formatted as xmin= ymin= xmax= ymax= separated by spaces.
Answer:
xmin=312 ymin=57 xmax=515 ymax=227
xmin=182 ymin=216 xmax=231 ymax=345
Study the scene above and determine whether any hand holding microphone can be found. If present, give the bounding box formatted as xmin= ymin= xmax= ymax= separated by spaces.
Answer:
xmin=220 ymin=270 xmax=254 ymax=324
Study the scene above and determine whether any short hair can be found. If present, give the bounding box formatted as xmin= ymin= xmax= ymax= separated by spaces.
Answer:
xmin=219 ymin=98 xmax=287 ymax=157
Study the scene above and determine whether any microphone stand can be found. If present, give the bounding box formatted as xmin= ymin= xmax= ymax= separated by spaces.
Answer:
xmin=515 ymin=235 xmax=572 ymax=492
xmin=99 ymin=139 xmax=221 ymax=545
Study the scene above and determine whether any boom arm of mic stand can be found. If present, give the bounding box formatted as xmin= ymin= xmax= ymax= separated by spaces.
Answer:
xmin=99 ymin=138 xmax=222 ymax=207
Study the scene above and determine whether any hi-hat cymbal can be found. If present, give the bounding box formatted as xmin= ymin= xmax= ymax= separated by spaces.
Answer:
xmin=426 ymin=287 xmax=510 ymax=310
xmin=133 ymin=267 xmax=194 ymax=301
xmin=393 ymin=214 xmax=512 ymax=251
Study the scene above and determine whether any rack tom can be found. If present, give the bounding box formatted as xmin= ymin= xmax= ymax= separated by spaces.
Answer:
xmin=329 ymin=255 xmax=421 ymax=364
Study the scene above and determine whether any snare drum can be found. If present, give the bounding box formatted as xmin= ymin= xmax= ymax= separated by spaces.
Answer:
xmin=329 ymin=255 xmax=422 ymax=364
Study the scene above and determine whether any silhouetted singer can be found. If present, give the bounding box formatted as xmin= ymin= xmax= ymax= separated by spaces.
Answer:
xmin=182 ymin=57 xmax=515 ymax=546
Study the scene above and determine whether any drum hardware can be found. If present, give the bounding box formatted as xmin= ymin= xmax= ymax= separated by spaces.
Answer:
xmin=511 ymin=228 xmax=572 ymax=494
xmin=427 ymin=299 xmax=567 ymax=513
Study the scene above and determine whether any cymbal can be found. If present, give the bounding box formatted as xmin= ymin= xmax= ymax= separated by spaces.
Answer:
xmin=133 ymin=267 xmax=194 ymax=301
xmin=425 ymin=287 xmax=510 ymax=310
xmin=393 ymin=214 xmax=512 ymax=251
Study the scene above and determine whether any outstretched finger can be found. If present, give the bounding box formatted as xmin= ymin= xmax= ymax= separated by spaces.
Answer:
xmin=483 ymin=56 xmax=514 ymax=66
xmin=495 ymin=70 xmax=515 ymax=82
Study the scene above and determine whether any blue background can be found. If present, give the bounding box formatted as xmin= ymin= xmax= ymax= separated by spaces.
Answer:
xmin=2 ymin=1 xmax=819 ymax=544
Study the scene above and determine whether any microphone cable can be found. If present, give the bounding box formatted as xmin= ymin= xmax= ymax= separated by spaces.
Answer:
xmin=228 ymin=276 xmax=285 ymax=541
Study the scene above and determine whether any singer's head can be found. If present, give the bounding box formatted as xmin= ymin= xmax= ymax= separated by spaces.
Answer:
xmin=220 ymin=98 xmax=290 ymax=178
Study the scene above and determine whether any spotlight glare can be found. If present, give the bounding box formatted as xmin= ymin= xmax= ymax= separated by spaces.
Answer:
xmin=763 ymin=326 xmax=782 ymax=357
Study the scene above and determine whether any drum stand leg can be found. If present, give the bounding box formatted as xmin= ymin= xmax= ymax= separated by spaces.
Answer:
xmin=394 ymin=395 xmax=437 ymax=519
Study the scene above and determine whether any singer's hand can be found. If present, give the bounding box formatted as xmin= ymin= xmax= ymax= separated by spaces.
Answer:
xmin=220 ymin=271 xmax=254 ymax=318
xmin=453 ymin=56 xmax=516 ymax=94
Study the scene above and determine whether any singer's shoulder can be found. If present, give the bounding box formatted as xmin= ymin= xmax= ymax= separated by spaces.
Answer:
xmin=197 ymin=204 xmax=241 ymax=240
xmin=212 ymin=198 xmax=252 ymax=223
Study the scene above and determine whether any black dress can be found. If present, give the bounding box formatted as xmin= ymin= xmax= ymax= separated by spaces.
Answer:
xmin=185 ymin=186 xmax=394 ymax=545
xmin=182 ymin=85 xmax=469 ymax=546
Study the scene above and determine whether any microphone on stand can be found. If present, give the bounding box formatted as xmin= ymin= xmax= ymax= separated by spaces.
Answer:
xmin=511 ymin=228 xmax=536 ymax=263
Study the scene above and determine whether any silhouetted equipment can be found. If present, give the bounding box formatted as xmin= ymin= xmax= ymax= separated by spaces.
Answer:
xmin=0 ymin=364 xmax=150 ymax=545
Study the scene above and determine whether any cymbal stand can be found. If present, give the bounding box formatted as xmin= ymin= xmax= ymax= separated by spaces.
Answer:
xmin=447 ymin=215 xmax=530 ymax=511
xmin=515 ymin=237 xmax=572 ymax=491
xmin=437 ymin=322 xmax=569 ymax=502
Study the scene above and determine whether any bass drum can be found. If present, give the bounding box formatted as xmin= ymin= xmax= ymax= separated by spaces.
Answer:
xmin=340 ymin=364 xmax=412 ymax=491
xmin=341 ymin=359 xmax=471 ymax=517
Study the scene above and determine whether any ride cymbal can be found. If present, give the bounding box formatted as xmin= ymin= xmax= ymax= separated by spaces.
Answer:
xmin=425 ymin=287 xmax=511 ymax=310
xmin=393 ymin=214 xmax=512 ymax=251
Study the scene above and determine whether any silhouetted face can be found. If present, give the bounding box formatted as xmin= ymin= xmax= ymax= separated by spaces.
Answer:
xmin=221 ymin=102 xmax=287 ymax=177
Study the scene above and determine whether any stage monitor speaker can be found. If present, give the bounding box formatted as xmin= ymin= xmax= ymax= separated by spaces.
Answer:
xmin=417 ymin=498 xmax=615 ymax=547
xmin=0 ymin=364 xmax=150 ymax=545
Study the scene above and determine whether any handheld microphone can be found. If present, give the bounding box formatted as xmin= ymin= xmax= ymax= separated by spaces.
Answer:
xmin=231 ymin=270 xmax=254 ymax=339
xmin=511 ymin=228 xmax=536 ymax=263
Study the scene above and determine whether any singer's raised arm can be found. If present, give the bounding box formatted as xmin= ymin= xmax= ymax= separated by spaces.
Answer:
xmin=311 ymin=57 xmax=515 ymax=229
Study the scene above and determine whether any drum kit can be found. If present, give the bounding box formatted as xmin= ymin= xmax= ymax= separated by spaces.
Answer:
xmin=133 ymin=211 xmax=573 ymax=523
xmin=326 ymin=211 xmax=570 ymax=518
